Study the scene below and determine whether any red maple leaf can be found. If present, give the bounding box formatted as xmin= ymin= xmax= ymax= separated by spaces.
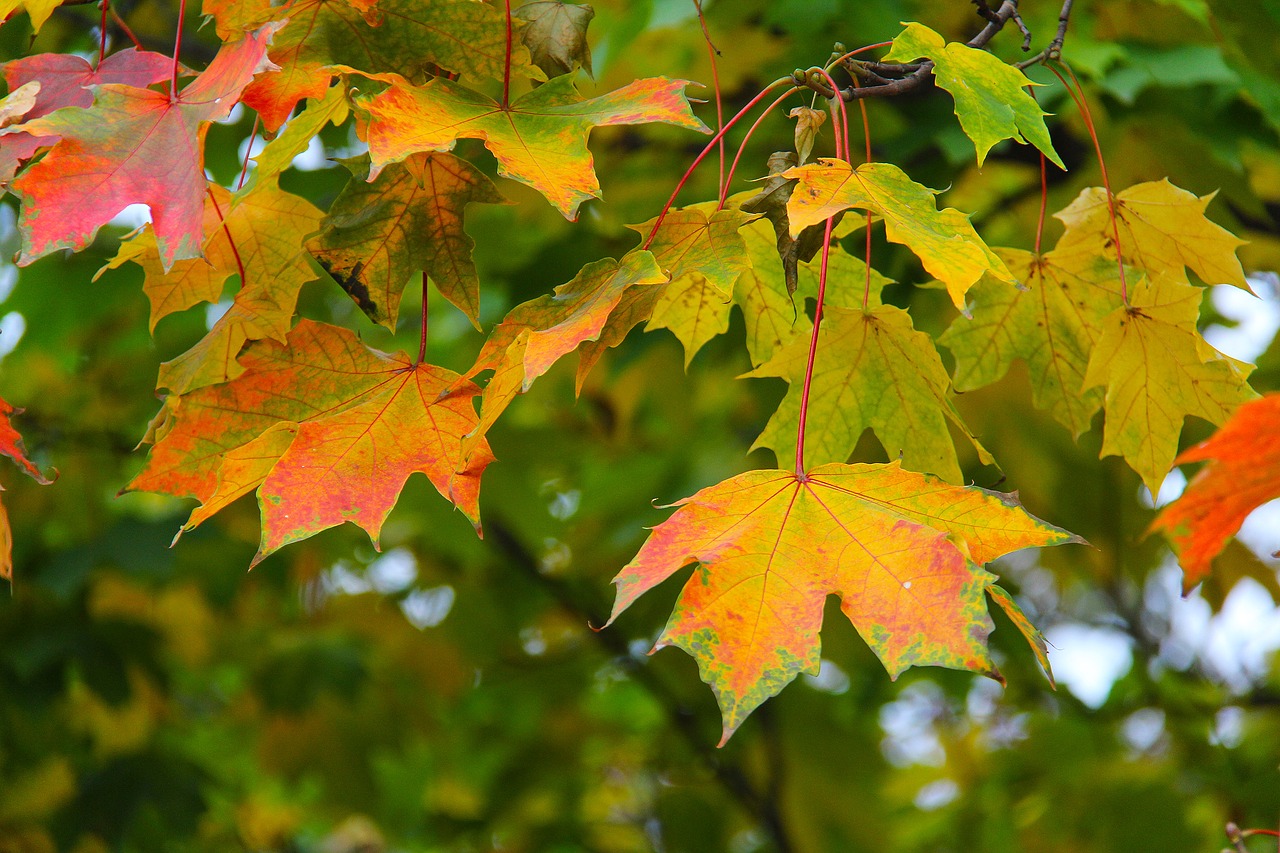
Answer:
xmin=9 ymin=24 xmax=281 ymax=270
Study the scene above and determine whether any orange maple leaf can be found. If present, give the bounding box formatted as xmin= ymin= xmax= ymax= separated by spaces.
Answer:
xmin=1151 ymin=394 xmax=1280 ymax=592
xmin=10 ymin=24 xmax=281 ymax=271
xmin=604 ymin=462 xmax=1079 ymax=743
xmin=130 ymin=320 xmax=492 ymax=564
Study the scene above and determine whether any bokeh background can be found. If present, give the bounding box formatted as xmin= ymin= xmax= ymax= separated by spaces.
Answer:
xmin=1 ymin=1 xmax=1279 ymax=851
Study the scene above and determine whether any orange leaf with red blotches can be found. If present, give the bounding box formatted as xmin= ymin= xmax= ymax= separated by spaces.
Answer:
xmin=1151 ymin=394 xmax=1280 ymax=593
xmin=9 ymin=24 xmax=281 ymax=271
xmin=604 ymin=462 xmax=1080 ymax=744
xmin=129 ymin=320 xmax=492 ymax=565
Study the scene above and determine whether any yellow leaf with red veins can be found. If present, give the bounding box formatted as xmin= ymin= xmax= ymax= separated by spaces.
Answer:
xmin=604 ymin=461 xmax=1080 ymax=744
xmin=129 ymin=320 xmax=492 ymax=563
xmin=1055 ymin=179 xmax=1250 ymax=290
xmin=783 ymin=159 xmax=1013 ymax=308
xmin=576 ymin=205 xmax=753 ymax=371
xmin=101 ymin=180 xmax=323 ymax=394
xmin=1151 ymin=394 xmax=1280 ymax=592
xmin=749 ymin=280 xmax=990 ymax=483
xmin=939 ymin=247 xmax=1123 ymax=438
xmin=1083 ymin=274 xmax=1257 ymax=495
xmin=354 ymin=73 xmax=709 ymax=219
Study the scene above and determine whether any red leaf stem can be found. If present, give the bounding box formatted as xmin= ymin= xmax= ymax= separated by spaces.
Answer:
xmin=237 ymin=114 xmax=259 ymax=191
xmin=1049 ymin=61 xmax=1127 ymax=304
xmin=643 ymin=77 xmax=794 ymax=250
xmin=98 ymin=0 xmax=109 ymax=66
xmin=170 ymin=0 xmax=187 ymax=100
xmin=719 ymin=87 xmax=799 ymax=208
xmin=794 ymin=217 xmax=837 ymax=476
xmin=501 ymin=0 xmax=513 ymax=109
xmin=205 ymin=186 xmax=247 ymax=295
xmin=692 ymin=0 xmax=726 ymax=199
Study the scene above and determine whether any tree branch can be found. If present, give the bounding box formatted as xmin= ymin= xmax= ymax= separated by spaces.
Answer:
xmin=485 ymin=517 xmax=796 ymax=853
xmin=807 ymin=0 xmax=1077 ymax=102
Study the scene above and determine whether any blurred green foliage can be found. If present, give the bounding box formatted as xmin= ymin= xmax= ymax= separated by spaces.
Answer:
xmin=0 ymin=1 xmax=1279 ymax=851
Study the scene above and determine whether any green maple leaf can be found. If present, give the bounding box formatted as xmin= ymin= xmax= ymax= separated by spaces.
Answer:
xmin=515 ymin=1 xmax=595 ymax=78
xmin=784 ymin=159 xmax=1013 ymax=308
xmin=353 ymin=73 xmax=710 ymax=219
xmin=1083 ymin=273 xmax=1257 ymax=494
xmin=884 ymin=22 xmax=1064 ymax=169
xmin=750 ymin=275 xmax=991 ymax=483
xmin=308 ymin=152 xmax=506 ymax=330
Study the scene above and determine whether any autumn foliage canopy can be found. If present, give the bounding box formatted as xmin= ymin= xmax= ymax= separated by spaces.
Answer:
xmin=0 ymin=0 xmax=1279 ymax=848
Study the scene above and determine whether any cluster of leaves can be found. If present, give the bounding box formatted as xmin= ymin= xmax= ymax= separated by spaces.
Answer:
xmin=0 ymin=0 xmax=1274 ymax=748
xmin=0 ymin=0 xmax=1279 ymax=851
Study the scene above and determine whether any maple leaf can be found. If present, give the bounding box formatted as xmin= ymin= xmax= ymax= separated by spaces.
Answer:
xmin=353 ymin=72 xmax=710 ymax=219
xmin=308 ymin=152 xmax=505 ymax=330
xmin=516 ymin=1 xmax=595 ymax=78
xmin=749 ymin=277 xmax=991 ymax=483
xmin=202 ymin=0 xmax=274 ymax=39
xmin=939 ymin=248 xmax=1122 ymax=437
xmin=0 ymin=48 xmax=174 ymax=182
xmin=784 ymin=159 xmax=1014 ymax=307
xmin=242 ymin=0 xmax=537 ymax=132
xmin=1082 ymin=273 xmax=1257 ymax=495
xmin=883 ymin=22 xmax=1064 ymax=169
xmin=1054 ymin=179 xmax=1250 ymax=290
xmin=0 ymin=0 xmax=60 ymax=32
xmin=1151 ymin=394 xmax=1280 ymax=592
xmin=0 ymin=395 xmax=53 ymax=582
xmin=464 ymin=251 xmax=667 ymax=457
xmin=9 ymin=24 xmax=281 ymax=271
xmin=603 ymin=461 xmax=1079 ymax=744
xmin=101 ymin=180 xmax=323 ymax=394
xmin=734 ymin=217 xmax=813 ymax=366
xmin=129 ymin=320 xmax=493 ymax=564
